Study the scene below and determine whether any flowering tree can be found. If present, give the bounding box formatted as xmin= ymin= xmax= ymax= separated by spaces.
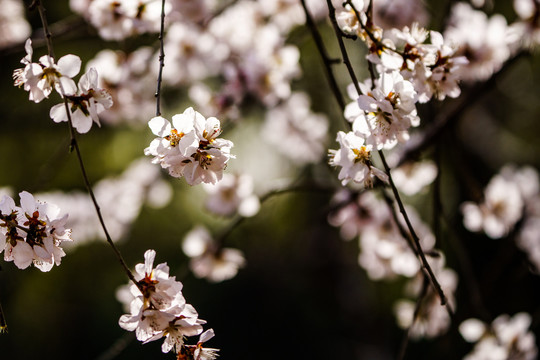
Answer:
xmin=1 ymin=0 xmax=540 ymax=359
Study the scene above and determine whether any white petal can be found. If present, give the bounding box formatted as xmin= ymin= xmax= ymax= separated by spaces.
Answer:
xmin=57 ymin=54 xmax=81 ymax=78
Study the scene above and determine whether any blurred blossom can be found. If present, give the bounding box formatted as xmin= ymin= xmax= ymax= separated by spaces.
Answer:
xmin=444 ymin=2 xmax=513 ymax=82
xmin=168 ymin=0 xmax=216 ymax=23
xmin=328 ymin=190 xmax=387 ymax=241
xmin=182 ymin=226 xmax=245 ymax=282
xmin=392 ymin=160 xmax=438 ymax=196
xmin=395 ymin=255 xmax=457 ymax=339
xmin=460 ymin=313 xmax=537 ymax=360
xmin=0 ymin=0 xmax=31 ymax=49
xmin=359 ymin=205 xmax=435 ymax=280
xmin=86 ymin=48 xmax=155 ymax=125
xmin=511 ymin=0 xmax=540 ymax=47
xmin=373 ymin=0 xmax=429 ymax=30
xmin=37 ymin=158 xmax=172 ymax=246
xmin=262 ymin=92 xmax=328 ymax=165
xmin=75 ymin=0 xmax=171 ymax=41
xmin=203 ymin=173 xmax=260 ymax=217
xmin=161 ymin=22 xmax=228 ymax=86
xmin=461 ymin=165 xmax=530 ymax=239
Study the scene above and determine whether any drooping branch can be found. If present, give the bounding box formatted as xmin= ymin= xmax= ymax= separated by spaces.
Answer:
xmin=33 ymin=0 xmax=141 ymax=292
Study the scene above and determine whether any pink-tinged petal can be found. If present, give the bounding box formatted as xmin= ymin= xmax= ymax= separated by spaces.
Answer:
xmin=56 ymin=77 xmax=77 ymax=96
xmin=38 ymin=55 xmax=55 ymax=68
xmin=119 ymin=314 xmax=140 ymax=332
xmin=79 ymin=68 xmax=98 ymax=93
xmin=12 ymin=242 xmax=34 ymax=269
xmin=34 ymin=259 xmax=54 ymax=272
xmin=72 ymin=110 xmax=93 ymax=134
xmin=23 ymin=38 xmax=33 ymax=64
xmin=148 ymin=116 xmax=171 ymax=137
xmin=33 ymin=243 xmax=52 ymax=261
xmin=199 ymin=329 xmax=215 ymax=343
xmin=19 ymin=191 xmax=36 ymax=214
xmin=357 ymin=95 xmax=377 ymax=111
xmin=57 ymin=54 xmax=81 ymax=78
xmin=50 ymin=103 xmax=68 ymax=123
xmin=144 ymin=249 xmax=156 ymax=275
xmin=0 ymin=195 xmax=16 ymax=214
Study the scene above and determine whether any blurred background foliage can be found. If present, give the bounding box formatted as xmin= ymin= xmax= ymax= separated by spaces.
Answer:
xmin=1 ymin=0 xmax=540 ymax=359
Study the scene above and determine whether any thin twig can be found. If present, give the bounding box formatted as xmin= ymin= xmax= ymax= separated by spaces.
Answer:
xmin=34 ymin=0 xmax=141 ymax=291
xmin=154 ymin=0 xmax=167 ymax=117
xmin=396 ymin=50 xmax=530 ymax=167
xmin=378 ymin=153 xmax=449 ymax=306
xmin=215 ymin=183 xmax=334 ymax=247
xmin=398 ymin=277 xmax=429 ymax=360
xmin=299 ymin=0 xmax=346 ymax=110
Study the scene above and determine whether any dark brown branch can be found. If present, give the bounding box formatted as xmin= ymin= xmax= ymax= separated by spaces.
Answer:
xmin=325 ymin=0 xmax=450 ymax=307
xmin=154 ymin=0 xmax=167 ymax=116
xmin=396 ymin=50 xmax=530 ymax=167
xmin=299 ymin=0 xmax=346 ymax=110
xmin=34 ymin=0 xmax=141 ymax=292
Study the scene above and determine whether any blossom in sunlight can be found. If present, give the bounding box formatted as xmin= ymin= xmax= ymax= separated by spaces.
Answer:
xmin=182 ymin=226 xmax=245 ymax=282
xmin=461 ymin=171 xmax=524 ymax=239
xmin=328 ymin=131 xmax=388 ymax=187
xmin=203 ymin=173 xmax=260 ymax=217
xmin=13 ymin=39 xmax=81 ymax=103
xmin=460 ymin=313 xmax=537 ymax=360
xmin=353 ymin=71 xmax=419 ymax=150
xmin=262 ymin=92 xmax=329 ymax=165
xmin=178 ymin=329 xmax=220 ymax=360
xmin=118 ymin=250 xmax=206 ymax=353
xmin=49 ymin=68 xmax=113 ymax=133
xmin=0 ymin=191 xmax=72 ymax=272
xmin=145 ymin=107 xmax=234 ymax=185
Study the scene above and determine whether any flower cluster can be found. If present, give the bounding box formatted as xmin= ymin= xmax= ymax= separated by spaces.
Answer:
xmin=0 ymin=191 xmax=72 ymax=272
xmin=145 ymin=107 xmax=234 ymax=185
xmin=459 ymin=313 xmax=537 ymax=360
xmin=13 ymin=39 xmax=112 ymax=133
xmin=118 ymin=250 xmax=218 ymax=357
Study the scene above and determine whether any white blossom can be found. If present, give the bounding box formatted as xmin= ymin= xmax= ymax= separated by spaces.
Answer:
xmin=328 ymin=131 xmax=388 ymax=187
xmin=13 ymin=39 xmax=81 ymax=103
xmin=145 ymin=107 xmax=234 ymax=185
xmin=0 ymin=191 xmax=72 ymax=272
xmin=49 ymin=68 xmax=113 ymax=133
